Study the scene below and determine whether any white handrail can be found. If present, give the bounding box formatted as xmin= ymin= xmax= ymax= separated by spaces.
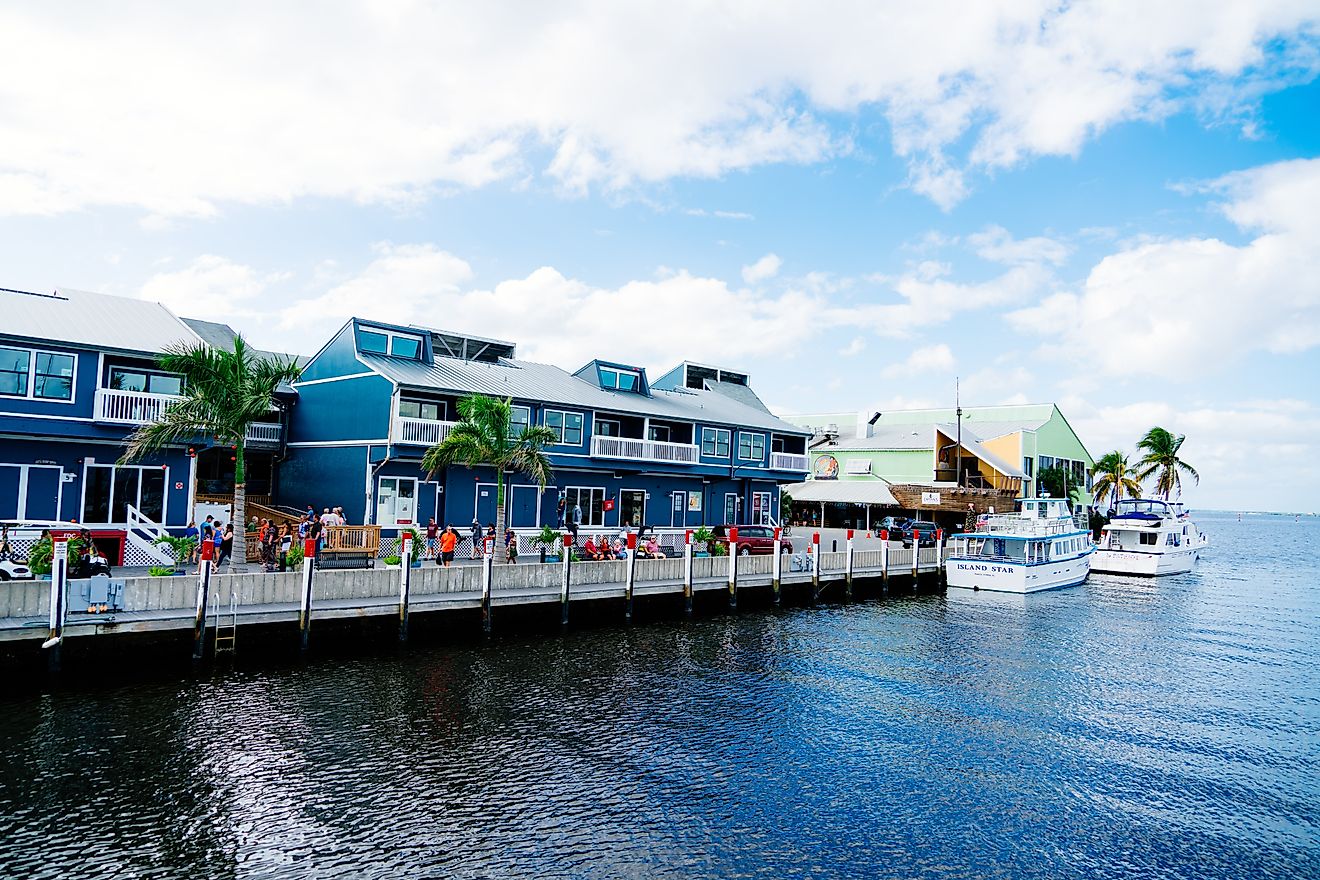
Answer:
xmin=590 ymin=435 xmax=699 ymax=464
xmin=94 ymin=388 xmax=182 ymax=425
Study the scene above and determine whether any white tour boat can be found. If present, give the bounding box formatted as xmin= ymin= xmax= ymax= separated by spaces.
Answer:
xmin=1091 ymin=498 xmax=1208 ymax=576
xmin=946 ymin=498 xmax=1093 ymax=593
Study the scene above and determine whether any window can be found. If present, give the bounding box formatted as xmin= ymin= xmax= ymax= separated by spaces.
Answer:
xmin=109 ymin=367 xmax=181 ymax=396
xmin=33 ymin=353 xmax=74 ymax=400
xmin=595 ymin=418 xmax=620 ymax=437
xmin=600 ymin=366 xmax=641 ymax=392
xmin=737 ymin=432 xmax=766 ymax=461
xmin=564 ymin=486 xmax=605 ymax=526
xmin=649 ymin=424 xmax=671 ymax=443
xmin=510 ymin=405 xmax=531 ymax=436
xmin=358 ymin=326 xmax=423 ymax=360
xmin=82 ymin=464 xmax=166 ymax=523
xmin=1139 ymin=532 xmax=1158 ymax=546
xmin=0 ymin=346 xmax=77 ymax=401
xmin=391 ymin=336 xmax=421 ymax=359
xmin=399 ymin=399 xmax=444 ymax=421
xmin=544 ymin=410 xmax=584 ymax=445
xmin=751 ymin=491 xmax=772 ymax=525
xmin=0 ymin=347 xmax=30 ymax=397
xmin=359 ymin=329 xmax=388 ymax=354
xmin=377 ymin=477 xmax=418 ymax=526
xmin=701 ymin=427 xmax=731 ymax=458
xmin=1023 ymin=457 xmax=1034 ymax=477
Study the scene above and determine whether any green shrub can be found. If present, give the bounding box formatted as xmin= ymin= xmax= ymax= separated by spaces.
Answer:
xmin=400 ymin=528 xmax=423 ymax=563
xmin=531 ymin=524 xmax=561 ymax=549
xmin=148 ymin=565 xmax=176 ymax=577
xmin=382 ymin=555 xmax=403 ymax=566
xmin=154 ymin=534 xmax=197 ymax=568
xmin=287 ymin=542 xmax=304 ymax=568
xmin=28 ymin=534 xmax=90 ymax=577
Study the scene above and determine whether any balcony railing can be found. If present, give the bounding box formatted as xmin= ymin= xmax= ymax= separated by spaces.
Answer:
xmin=590 ymin=435 xmax=699 ymax=464
xmin=93 ymin=388 xmax=182 ymax=425
xmin=245 ymin=422 xmax=282 ymax=445
xmin=770 ymin=451 xmax=810 ymax=471
xmin=394 ymin=416 xmax=459 ymax=446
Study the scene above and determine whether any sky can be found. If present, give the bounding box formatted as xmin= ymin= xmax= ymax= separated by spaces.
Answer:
xmin=1 ymin=2 xmax=1317 ymax=512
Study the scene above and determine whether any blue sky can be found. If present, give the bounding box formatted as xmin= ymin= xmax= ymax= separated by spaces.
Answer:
xmin=1 ymin=3 xmax=1317 ymax=511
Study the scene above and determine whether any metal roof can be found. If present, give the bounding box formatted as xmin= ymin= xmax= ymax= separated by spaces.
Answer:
xmin=0 ymin=287 xmax=201 ymax=354
xmin=934 ymin=424 xmax=1028 ymax=479
xmin=814 ymin=424 xmax=942 ymax=451
xmin=358 ymin=352 xmax=809 ymax=435
xmin=705 ymin=379 xmax=771 ymax=414
xmin=180 ymin=318 xmax=307 ymax=366
xmin=782 ymin=480 xmax=899 ymax=506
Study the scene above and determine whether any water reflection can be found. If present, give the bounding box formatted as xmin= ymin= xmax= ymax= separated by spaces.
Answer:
xmin=0 ymin=513 xmax=1316 ymax=879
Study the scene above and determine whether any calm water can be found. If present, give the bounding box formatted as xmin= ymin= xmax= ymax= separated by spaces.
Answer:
xmin=1 ymin=511 xmax=1317 ymax=879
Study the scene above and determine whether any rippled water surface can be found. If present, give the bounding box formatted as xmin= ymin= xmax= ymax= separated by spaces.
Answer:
xmin=2 ymin=511 xmax=1317 ymax=879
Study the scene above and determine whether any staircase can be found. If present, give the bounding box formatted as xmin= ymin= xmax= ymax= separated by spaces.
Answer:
xmin=125 ymin=504 xmax=176 ymax=567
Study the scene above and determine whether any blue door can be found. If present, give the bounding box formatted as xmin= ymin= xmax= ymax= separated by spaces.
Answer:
xmin=25 ymin=467 xmax=62 ymax=520
xmin=475 ymin=483 xmax=498 ymax=527
xmin=0 ymin=467 xmax=19 ymax=520
xmin=509 ymin=485 xmax=539 ymax=527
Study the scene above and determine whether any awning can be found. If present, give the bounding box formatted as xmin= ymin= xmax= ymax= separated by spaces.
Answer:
xmin=781 ymin=480 xmax=899 ymax=506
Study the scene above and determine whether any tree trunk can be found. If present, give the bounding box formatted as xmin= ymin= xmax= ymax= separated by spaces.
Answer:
xmin=229 ymin=441 xmax=247 ymax=573
xmin=495 ymin=474 xmax=508 ymax=563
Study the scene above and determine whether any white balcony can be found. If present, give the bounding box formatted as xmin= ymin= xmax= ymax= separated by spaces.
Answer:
xmin=590 ymin=434 xmax=700 ymax=464
xmin=245 ymin=422 xmax=282 ymax=446
xmin=770 ymin=451 xmax=810 ymax=472
xmin=394 ymin=416 xmax=459 ymax=446
xmin=93 ymin=388 xmax=182 ymax=425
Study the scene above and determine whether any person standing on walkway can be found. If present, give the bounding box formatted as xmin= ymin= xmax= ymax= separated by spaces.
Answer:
xmin=425 ymin=518 xmax=439 ymax=560
xmin=184 ymin=520 xmax=200 ymax=564
xmin=278 ymin=522 xmax=292 ymax=572
xmin=570 ymin=503 xmax=582 ymax=541
xmin=470 ymin=518 xmax=482 ymax=558
xmin=216 ymin=522 xmax=233 ymax=570
xmin=504 ymin=528 xmax=518 ymax=564
xmin=439 ymin=525 xmax=457 ymax=567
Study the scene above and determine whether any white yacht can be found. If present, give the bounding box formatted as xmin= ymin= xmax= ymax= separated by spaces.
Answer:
xmin=1092 ymin=498 xmax=1208 ymax=576
xmin=946 ymin=498 xmax=1093 ymax=593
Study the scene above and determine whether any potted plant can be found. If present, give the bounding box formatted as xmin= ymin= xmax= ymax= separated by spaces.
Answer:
xmin=531 ymin=524 xmax=562 ymax=563
xmin=28 ymin=533 xmax=90 ymax=579
xmin=153 ymin=534 xmax=198 ymax=575
xmin=382 ymin=554 xmax=403 ymax=570
xmin=692 ymin=527 xmax=716 ymax=557
xmin=401 ymin=527 xmax=424 ymax=567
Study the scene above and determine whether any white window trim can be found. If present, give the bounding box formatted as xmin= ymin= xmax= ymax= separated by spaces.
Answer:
xmin=600 ymin=366 xmax=642 ymax=392
xmin=594 ymin=417 xmax=621 ymax=437
xmin=358 ymin=326 xmax=425 ymax=359
xmin=105 ymin=365 xmax=183 ymax=396
xmin=737 ymin=431 xmax=765 ymax=461
xmin=398 ymin=397 xmax=447 ymax=421
xmin=701 ymin=427 xmax=732 ymax=458
xmin=564 ymin=485 xmax=606 ymax=526
xmin=543 ymin=409 xmax=585 ymax=446
xmin=377 ymin=475 xmax=419 ymax=526
xmin=0 ymin=345 xmax=78 ymax=405
xmin=80 ymin=461 xmax=170 ymax=526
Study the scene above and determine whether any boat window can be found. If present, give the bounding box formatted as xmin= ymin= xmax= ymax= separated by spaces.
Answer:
xmin=1139 ymin=532 xmax=1158 ymax=545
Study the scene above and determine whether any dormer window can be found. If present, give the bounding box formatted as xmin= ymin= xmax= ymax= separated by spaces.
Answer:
xmin=359 ymin=326 xmax=424 ymax=360
xmin=601 ymin=366 xmax=641 ymax=392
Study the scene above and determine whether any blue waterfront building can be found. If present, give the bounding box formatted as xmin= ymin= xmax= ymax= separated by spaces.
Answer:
xmin=0 ymin=287 xmax=291 ymax=561
xmin=279 ymin=319 xmax=811 ymax=534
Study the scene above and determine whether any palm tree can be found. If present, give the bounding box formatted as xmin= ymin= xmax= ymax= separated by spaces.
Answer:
xmin=1135 ymin=427 xmax=1199 ymax=500
xmin=122 ymin=336 xmax=301 ymax=571
xmin=422 ymin=394 xmax=556 ymax=563
xmin=1090 ymin=450 xmax=1142 ymax=510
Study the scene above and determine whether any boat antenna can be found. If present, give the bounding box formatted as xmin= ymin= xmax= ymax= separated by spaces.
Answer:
xmin=955 ymin=377 xmax=962 ymax=488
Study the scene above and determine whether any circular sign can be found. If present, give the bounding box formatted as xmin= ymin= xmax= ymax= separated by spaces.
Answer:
xmin=813 ymin=454 xmax=839 ymax=480
xmin=174 ymin=482 xmax=184 ymax=490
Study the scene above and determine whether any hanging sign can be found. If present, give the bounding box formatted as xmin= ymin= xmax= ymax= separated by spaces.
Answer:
xmin=603 ymin=498 xmax=615 ymax=512
xmin=921 ymin=491 xmax=941 ymax=506
xmin=687 ymin=494 xmax=702 ymax=512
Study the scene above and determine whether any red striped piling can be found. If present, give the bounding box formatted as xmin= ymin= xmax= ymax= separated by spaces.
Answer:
xmin=624 ymin=533 xmax=638 ymax=623
xmin=560 ymin=531 xmax=573 ymax=627
xmin=683 ymin=530 xmax=694 ymax=617
xmin=727 ymin=527 xmax=738 ymax=610
xmin=811 ymin=531 xmax=820 ymax=599
xmin=191 ymin=539 xmax=213 ymax=660
xmin=299 ymin=537 xmax=316 ymax=652
xmin=481 ymin=536 xmax=494 ymax=633
xmin=845 ymin=529 xmax=854 ymax=600
xmin=399 ymin=532 xmax=413 ymax=641
xmin=771 ymin=527 xmax=782 ymax=605
xmin=880 ymin=529 xmax=889 ymax=592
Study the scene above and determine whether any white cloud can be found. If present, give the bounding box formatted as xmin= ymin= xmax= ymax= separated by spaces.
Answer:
xmin=849 ymin=262 xmax=1054 ymax=337
xmin=839 ymin=337 xmax=866 ymax=357
xmin=1009 ymin=158 xmax=1320 ymax=376
xmin=139 ymin=255 xmax=290 ymax=324
xmin=742 ymin=253 xmax=783 ymax=284
xmin=968 ymin=225 xmax=1071 ymax=266
xmin=881 ymin=344 xmax=956 ymax=378
xmin=1063 ymin=396 xmax=1320 ymax=511
xmin=0 ymin=3 xmax=1313 ymax=216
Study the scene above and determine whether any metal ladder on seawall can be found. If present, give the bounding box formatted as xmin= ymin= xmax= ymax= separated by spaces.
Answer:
xmin=212 ymin=583 xmax=238 ymax=655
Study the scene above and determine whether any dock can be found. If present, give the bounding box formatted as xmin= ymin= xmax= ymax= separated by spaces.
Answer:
xmin=0 ymin=544 xmax=944 ymax=654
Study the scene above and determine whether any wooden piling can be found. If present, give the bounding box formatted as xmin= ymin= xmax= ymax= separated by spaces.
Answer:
xmin=191 ymin=539 xmax=213 ymax=661
xmin=810 ymin=531 xmax=820 ymax=601
xmin=398 ymin=533 xmax=412 ymax=641
xmin=682 ymin=531 xmax=693 ymax=617
xmin=299 ymin=537 xmax=315 ymax=652
xmin=624 ymin=533 xmax=638 ymax=623
xmin=845 ymin=529 xmax=854 ymax=601
xmin=481 ymin=542 xmax=494 ymax=633
xmin=560 ymin=532 xmax=572 ymax=627
xmin=771 ymin=528 xmax=782 ymax=605
xmin=880 ymin=529 xmax=889 ymax=592
xmin=727 ymin=527 xmax=738 ymax=611
xmin=42 ymin=536 xmax=69 ymax=669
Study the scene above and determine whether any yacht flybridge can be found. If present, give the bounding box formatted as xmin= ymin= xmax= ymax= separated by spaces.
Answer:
xmin=946 ymin=498 xmax=1093 ymax=593
xmin=1092 ymin=498 xmax=1208 ymax=576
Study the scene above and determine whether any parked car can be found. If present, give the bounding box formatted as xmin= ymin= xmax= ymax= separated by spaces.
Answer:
xmin=901 ymin=520 xmax=940 ymax=549
xmin=711 ymin=525 xmax=793 ymax=555
xmin=876 ymin=516 xmax=910 ymax=536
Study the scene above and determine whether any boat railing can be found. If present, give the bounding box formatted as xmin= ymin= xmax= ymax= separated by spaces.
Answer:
xmin=980 ymin=515 xmax=1077 ymax=536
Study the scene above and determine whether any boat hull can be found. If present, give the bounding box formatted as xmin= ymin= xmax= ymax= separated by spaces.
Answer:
xmin=1091 ymin=547 xmax=1198 ymax=576
xmin=946 ymin=553 xmax=1091 ymax=594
